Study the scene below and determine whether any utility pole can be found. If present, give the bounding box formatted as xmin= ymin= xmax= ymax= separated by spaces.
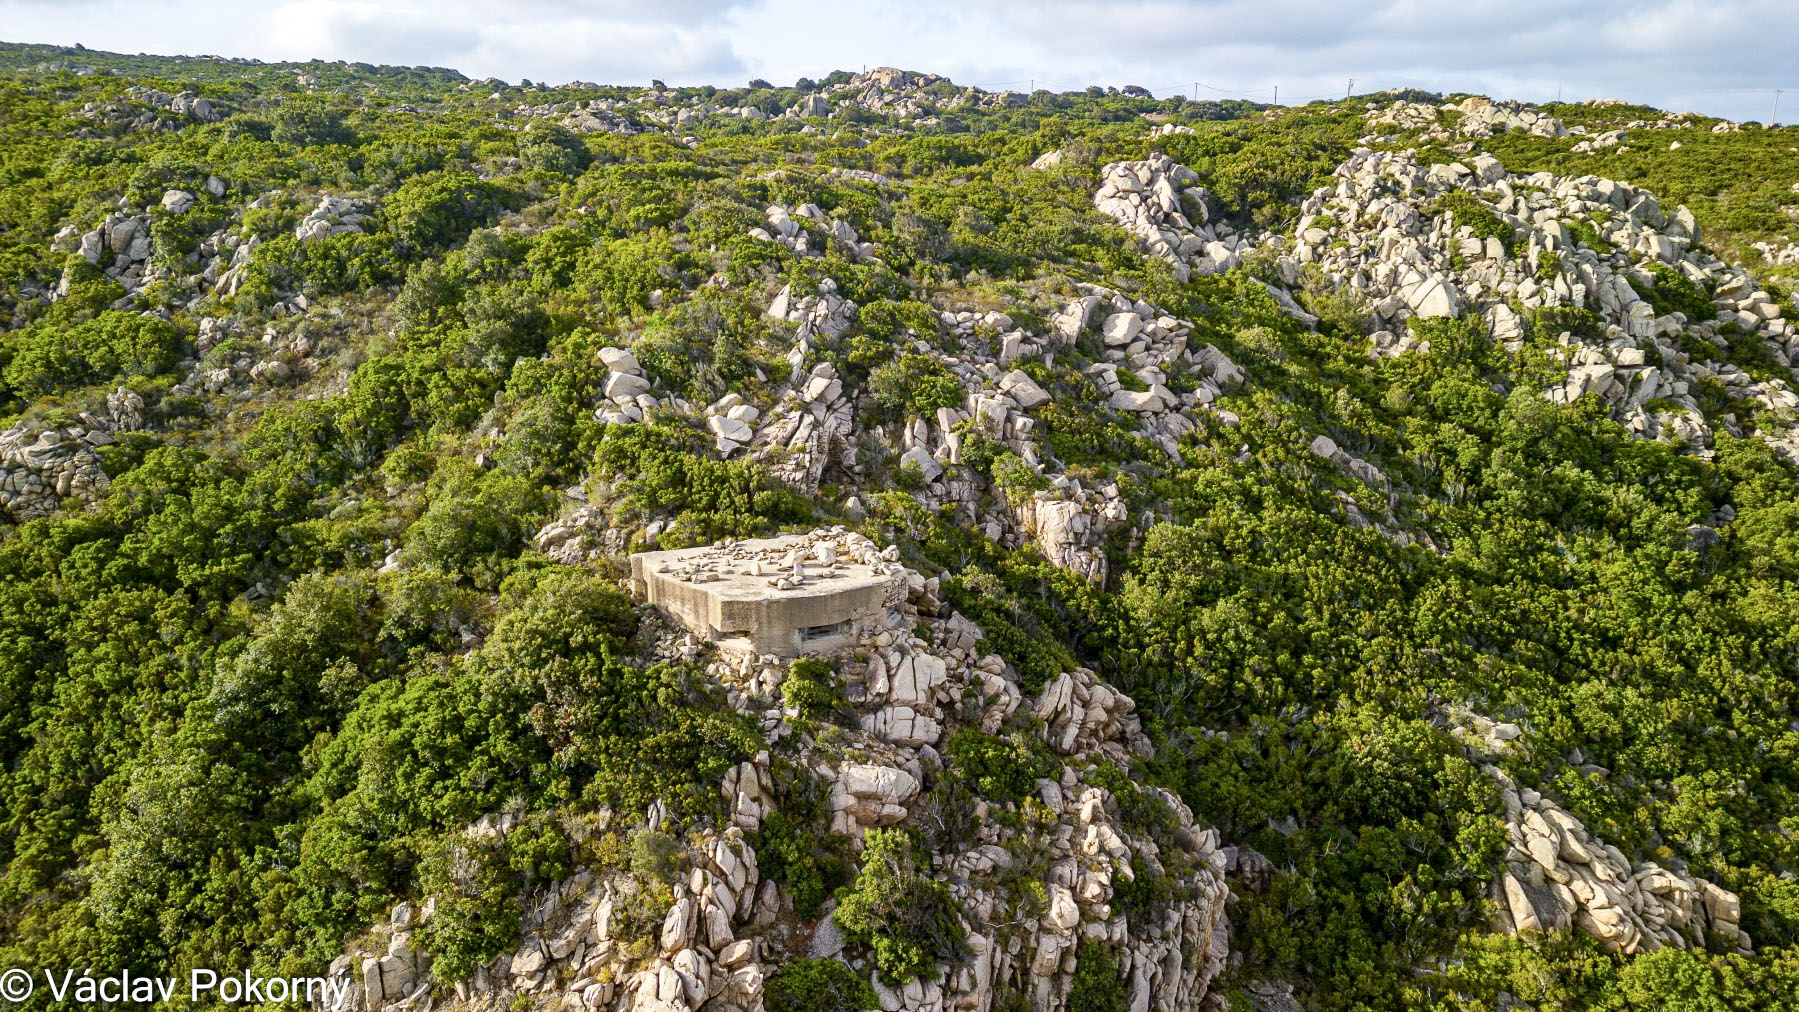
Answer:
xmin=1273 ymin=85 xmax=1278 ymax=106
xmin=1774 ymin=89 xmax=1783 ymax=126
xmin=1193 ymin=83 xmax=1198 ymax=101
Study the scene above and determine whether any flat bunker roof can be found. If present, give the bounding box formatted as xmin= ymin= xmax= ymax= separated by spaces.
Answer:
xmin=629 ymin=531 xmax=903 ymax=655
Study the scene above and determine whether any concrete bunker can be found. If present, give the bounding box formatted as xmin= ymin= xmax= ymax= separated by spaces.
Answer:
xmin=629 ymin=530 xmax=906 ymax=657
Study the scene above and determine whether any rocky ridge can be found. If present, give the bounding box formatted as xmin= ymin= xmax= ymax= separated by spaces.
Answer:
xmin=72 ymin=84 xmax=221 ymax=135
xmin=560 ymin=261 xmax=1250 ymax=589
xmin=1267 ymin=147 xmax=1798 ymax=460
xmin=1364 ymin=95 xmax=1570 ymax=143
xmin=38 ymin=181 xmax=362 ymax=315
xmin=748 ymin=202 xmax=880 ymax=262
xmin=324 ymin=528 xmax=1234 ymax=1012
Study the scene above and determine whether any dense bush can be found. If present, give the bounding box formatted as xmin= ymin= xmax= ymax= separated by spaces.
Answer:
xmin=783 ymin=657 xmax=850 ymax=722
xmin=1631 ymin=259 xmax=1715 ymax=321
xmin=633 ymin=290 xmax=773 ymax=401
xmin=593 ymin=424 xmax=811 ymax=544
xmin=271 ymin=100 xmax=355 ymax=147
xmin=834 ymin=828 xmax=968 ymax=983
xmin=754 ymin=809 xmax=849 ymax=920
xmin=764 ymin=958 xmax=878 ymax=1012
xmin=1435 ymin=191 xmax=1515 ymax=243
xmin=390 ymin=171 xmax=513 ymax=253
xmin=945 ymin=728 xmax=1058 ymax=804
xmin=867 ymin=353 xmax=964 ymax=421
xmin=2 ymin=310 xmax=185 ymax=395
xmin=1065 ymin=941 xmax=1128 ymax=1012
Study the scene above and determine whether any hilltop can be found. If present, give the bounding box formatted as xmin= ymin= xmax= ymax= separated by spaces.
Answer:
xmin=2 ymin=46 xmax=1799 ymax=1012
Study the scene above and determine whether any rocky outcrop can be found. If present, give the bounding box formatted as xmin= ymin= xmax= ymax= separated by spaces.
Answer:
xmin=825 ymin=67 xmax=1023 ymax=121
xmin=1363 ymin=95 xmax=1567 ymax=142
xmin=73 ymin=85 xmax=220 ymax=133
xmin=324 ymin=900 xmax=436 ymax=1012
xmin=1486 ymin=767 xmax=1750 ymax=956
xmin=749 ymin=203 xmax=878 ymax=262
xmin=828 ymin=281 xmax=1243 ymax=584
xmin=532 ymin=503 xmax=628 ymax=565
xmin=330 ymin=533 xmax=1235 ymax=1012
xmin=294 ymin=195 xmax=372 ymax=243
xmin=1092 ymin=155 xmax=1248 ymax=281
xmin=583 ymin=280 xmax=864 ymax=508
xmin=512 ymin=99 xmax=647 ymax=135
xmin=754 ymin=282 xmax=861 ymax=491
xmin=1307 ymin=434 xmax=1389 ymax=492
xmin=46 ymin=184 xmax=346 ymax=310
xmin=0 ymin=423 xmax=114 ymax=524
xmin=1275 ymin=147 xmax=1799 ymax=460
xmin=593 ymin=345 xmax=656 ymax=424
xmin=1753 ymin=240 xmax=1799 ymax=267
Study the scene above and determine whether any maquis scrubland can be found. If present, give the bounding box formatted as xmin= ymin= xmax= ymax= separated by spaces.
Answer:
xmin=2 ymin=39 xmax=1799 ymax=1012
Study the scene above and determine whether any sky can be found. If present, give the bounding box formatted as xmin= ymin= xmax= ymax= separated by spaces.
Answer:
xmin=3 ymin=0 xmax=1795 ymax=123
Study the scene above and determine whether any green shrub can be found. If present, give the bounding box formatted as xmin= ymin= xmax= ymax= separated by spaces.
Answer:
xmin=404 ymin=463 xmax=554 ymax=587
xmin=271 ymin=100 xmax=355 ymax=146
xmin=2 ymin=311 xmax=185 ymax=395
xmin=754 ymin=810 xmax=848 ymax=920
xmin=593 ymin=424 xmax=811 ymax=544
xmin=765 ymin=958 xmax=877 ymax=1012
xmin=834 ymin=828 xmax=968 ymax=983
xmin=1299 ymin=265 xmax=1369 ymax=336
xmin=938 ymin=569 xmax=1077 ymax=694
xmin=1065 ymin=941 xmax=1128 ymax=1012
xmin=416 ymin=833 xmax=522 ymax=983
xmin=859 ymin=299 xmax=943 ymax=346
xmin=390 ymin=171 xmax=512 ymax=252
xmin=784 ymin=657 xmax=849 ymax=721
xmin=628 ymin=828 xmax=682 ymax=880
xmin=867 ymin=353 xmax=963 ymax=422
xmin=946 ymin=729 xmax=1057 ymax=805
xmin=1436 ymin=191 xmax=1513 ymax=242
xmin=1110 ymin=855 xmax=1175 ymax=922
xmin=518 ymin=124 xmax=591 ymax=176
xmin=578 ymin=235 xmax=690 ymax=320
xmin=588 ymin=706 xmax=763 ymax=821
xmin=1630 ymin=260 xmax=1714 ymax=322
xmin=1535 ymin=250 xmax=1562 ymax=282
xmin=990 ymin=451 xmax=1049 ymax=507
xmin=1565 ymin=217 xmax=1612 ymax=253
xmin=633 ymin=290 xmax=771 ymax=401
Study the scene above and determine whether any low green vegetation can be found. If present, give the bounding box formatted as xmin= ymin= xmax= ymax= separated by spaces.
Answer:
xmin=765 ymin=958 xmax=879 ymax=1012
xmin=0 ymin=42 xmax=1795 ymax=1012
xmin=834 ymin=828 xmax=968 ymax=983
xmin=945 ymin=728 xmax=1058 ymax=804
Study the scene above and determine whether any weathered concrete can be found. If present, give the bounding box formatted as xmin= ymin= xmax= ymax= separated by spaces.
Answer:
xmin=630 ymin=531 xmax=904 ymax=656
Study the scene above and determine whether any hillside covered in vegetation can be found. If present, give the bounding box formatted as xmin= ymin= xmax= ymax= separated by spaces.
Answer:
xmin=3 ymin=40 xmax=1799 ymax=1012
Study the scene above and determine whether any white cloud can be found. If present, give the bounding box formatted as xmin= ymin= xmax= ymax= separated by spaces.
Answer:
xmin=253 ymin=0 xmax=753 ymax=81
xmin=0 ymin=0 xmax=1791 ymax=120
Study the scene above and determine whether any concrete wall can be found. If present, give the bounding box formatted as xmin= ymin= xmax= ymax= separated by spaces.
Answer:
xmin=632 ymin=551 xmax=897 ymax=656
